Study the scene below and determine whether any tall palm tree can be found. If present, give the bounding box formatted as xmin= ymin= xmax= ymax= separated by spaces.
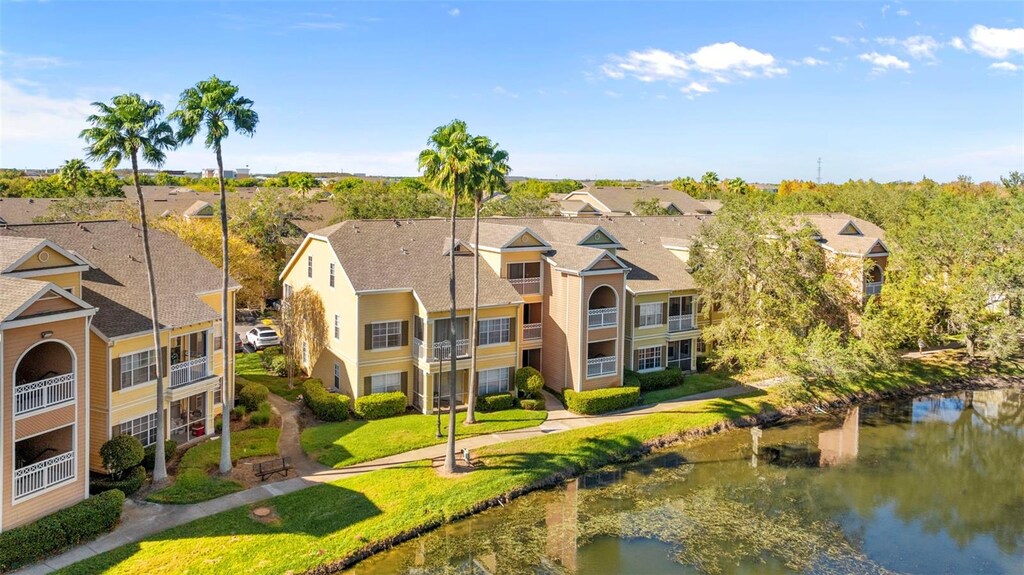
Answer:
xmin=80 ymin=94 xmax=176 ymax=482
xmin=171 ymin=76 xmax=258 ymax=475
xmin=464 ymin=137 xmax=510 ymax=424
xmin=418 ymin=119 xmax=474 ymax=473
xmin=701 ymin=171 xmax=720 ymax=198
xmin=58 ymin=158 xmax=90 ymax=196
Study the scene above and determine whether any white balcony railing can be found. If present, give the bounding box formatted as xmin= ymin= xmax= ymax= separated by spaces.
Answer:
xmin=14 ymin=373 xmax=75 ymax=416
xmin=14 ymin=451 xmax=75 ymax=500
xmin=413 ymin=338 xmax=425 ymax=360
xmin=668 ymin=314 xmax=695 ymax=333
xmin=587 ymin=356 xmax=617 ymax=378
xmin=170 ymin=356 xmax=210 ymax=388
xmin=866 ymin=282 xmax=883 ymax=296
xmin=523 ymin=322 xmax=543 ymax=341
xmin=509 ymin=277 xmax=541 ymax=295
xmin=432 ymin=339 xmax=470 ymax=361
xmin=588 ymin=308 xmax=617 ymax=329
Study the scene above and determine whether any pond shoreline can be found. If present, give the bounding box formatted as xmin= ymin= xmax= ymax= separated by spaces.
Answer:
xmin=309 ymin=371 xmax=1024 ymax=575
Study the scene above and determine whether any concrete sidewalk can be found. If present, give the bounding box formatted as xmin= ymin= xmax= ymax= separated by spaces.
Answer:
xmin=15 ymin=383 xmax=758 ymax=574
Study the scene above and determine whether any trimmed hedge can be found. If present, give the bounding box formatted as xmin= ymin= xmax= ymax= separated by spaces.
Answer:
xmin=623 ymin=370 xmax=641 ymax=388
xmin=90 ymin=465 xmax=145 ymax=496
xmin=632 ymin=367 xmax=684 ymax=391
xmin=302 ymin=379 xmax=350 ymax=421
xmin=477 ymin=393 xmax=514 ymax=412
xmin=518 ymin=398 xmax=546 ymax=411
xmin=0 ymin=489 xmax=125 ymax=571
xmin=100 ymin=435 xmax=144 ymax=478
xmin=514 ymin=367 xmax=545 ymax=398
xmin=564 ymin=386 xmax=640 ymax=415
xmin=249 ymin=401 xmax=272 ymax=426
xmin=353 ymin=391 xmax=407 ymax=420
xmin=238 ymin=382 xmax=269 ymax=411
xmin=142 ymin=440 xmax=176 ymax=471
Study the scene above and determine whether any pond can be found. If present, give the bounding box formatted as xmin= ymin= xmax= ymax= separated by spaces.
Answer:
xmin=350 ymin=388 xmax=1024 ymax=575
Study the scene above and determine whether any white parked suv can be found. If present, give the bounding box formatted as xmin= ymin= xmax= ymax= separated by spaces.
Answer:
xmin=245 ymin=326 xmax=281 ymax=350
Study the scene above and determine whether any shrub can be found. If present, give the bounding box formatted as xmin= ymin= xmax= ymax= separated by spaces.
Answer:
xmin=260 ymin=347 xmax=281 ymax=370
xmin=623 ymin=370 xmax=641 ymax=388
xmin=230 ymin=405 xmax=247 ymax=420
xmin=0 ymin=489 xmax=125 ymax=571
xmin=142 ymin=440 xmax=176 ymax=471
xmin=353 ymin=391 xmax=407 ymax=420
xmin=514 ymin=367 xmax=545 ymax=398
xmin=518 ymin=398 xmax=546 ymax=411
xmin=634 ymin=367 xmax=684 ymax=391
xmin=214 ymin=414 xmax=223 ymax=434
xmin=477 ymin=393 xmax=514 ymax=412
xmin=564 ymin=387 xmax=640 ymax=415
xmin=269 ymin=355 xmax=289 ymax=377
xmin=238 ymin=382 xmax=269 ymax=411
xmin=90 ymin=465 xmax=145 ymax=496
xmin=99 ymin=435 xmax=144 ymax=478
xmin=302 ymin=379 xmax=350 ymax=421
xmin=249 ymin=401 xmax=272 ymax=426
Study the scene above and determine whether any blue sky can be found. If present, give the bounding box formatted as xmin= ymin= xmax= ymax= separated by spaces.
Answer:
xmin=1 ymin=1 xmax=1022 ymax=182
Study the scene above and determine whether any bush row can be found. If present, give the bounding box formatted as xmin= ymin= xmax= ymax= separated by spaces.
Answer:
xmin=302 ymin=379 xmax=350 ymax=421
xmin=249 ymin=401 xmax=273 ymax=426
xmin=353 ymin=391 xmax=407 ymax=420
xmin=564 ymin=386 xmax=640 ymax=415
xmin=0 ymin=489 xmax=125 ymax=571
xmin=477 ymin=393 xmax=515 ymax=412
xmin=624 ymin=367 xmax=684 ymax=391
xmin=90 ymin=465 xmax=145 ymax=496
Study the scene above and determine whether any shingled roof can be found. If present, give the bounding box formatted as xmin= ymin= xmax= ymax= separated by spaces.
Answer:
xmin=799 ymin=213 xmax=888 ymax=256
xmin=0 ymin=221 xmax=239 ymax=338
xmin=564 ymin=185 xmax=714 ymax=216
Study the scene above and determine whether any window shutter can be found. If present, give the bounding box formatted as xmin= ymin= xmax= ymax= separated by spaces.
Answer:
xmin=634 ymin=306 xmax=641 ymax=328
xmin=508 ymin=367 xmax=516 ymax=392
xmin=364 ymin=324 xmax=372 ymax=350
xmin=662 ymin=345 xmax=668 ymax=369
xmin=509 ymin=317 xmax=516 ymax=341
xmin=401 ymin=321 xmax=409 ymax=347
xmin=401 ymin=371 xmax=409 ymax=395
xmin=111 ymin=356 xmax=122 ymax=392
xmin=661 ymin=303 xmax=668 ymax=324
xmin=160 ymin=346 xmax=168 ymax=379
xmin=363 ymin=376 xmax=372 ymax=397
xmin=633 ymin=350 xmax=640 ymax=371
xmin=111 ymin=425 xmax=120 ymax=439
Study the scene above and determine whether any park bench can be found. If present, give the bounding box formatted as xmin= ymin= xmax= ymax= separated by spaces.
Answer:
xmin=253 ymin=456 xmax=291 ymax=481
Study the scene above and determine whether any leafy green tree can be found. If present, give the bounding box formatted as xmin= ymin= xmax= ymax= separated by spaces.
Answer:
xmin=670 ymin=176 xmax=700 ymax=196
xmin=171 ymin=75 xmax=258 ymax=475
xmin=81 ymin=93 xmax=176 ymax=482
xmin=481 ymin=194 xmax=554 ymax=217
xmin=58 ymin=159 xmax=89 ymax=196
xmin=508 ymin=178 xmax=581 ymax=199
xmin=287 ymin=172 xmax=318 ymax=195
xmin=700 ymin=171 xmax=720 ymax=198
xmin=725 ymin=177 xmax=750 ymax=195
xmin=418 ymin=119 xmax=476 ymax=472
xmin=33 ymin=196 xmax=111 ymax=222
xmin=632 ymin=197 xmax=670 ymax=215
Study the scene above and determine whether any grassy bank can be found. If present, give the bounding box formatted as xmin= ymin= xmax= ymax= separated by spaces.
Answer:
xmin=301 ymin=409 xmax=548 ymax=468
xmin=146 ymin=428 xmax=280 ymax=505
xmin=58 ymin=353 xmax=1019 ymax=575
xmin=638 ymin=371 xmax=738 ymax=405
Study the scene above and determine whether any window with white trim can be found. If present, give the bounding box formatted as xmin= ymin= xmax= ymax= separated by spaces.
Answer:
xmin=334 ymin=363 xmax=341 ymax=390
xmin=696 ymin=339 xmax=706 ymax=354
xmin=120 ymin=349 xmax=157 ymax=389
xmin=371 ymin=372 xmax=402 ymax=394
xmin=334 ymin=314 xmax=340 ymax=340
xmin=478 ymin=317 xmax=511 ymax=346
xmin=119 ymin=412 xmax=158 ymax=447
xmin=329 ymin=263 xmax=336 ymax=288
xmin=636 ymin=346 xmax=663 ymax=371
xmin=214 ymin=388 xmax=222 ymax=405
xmin=307 ymin=255 xmax=313 ymax=278
xmin=638 ymin=303 xmax=664 ymax=327
xmin=371 ymin=321 xmax=402 ymax=349
xmin=478 ymin=368 xmax=510 ymax=395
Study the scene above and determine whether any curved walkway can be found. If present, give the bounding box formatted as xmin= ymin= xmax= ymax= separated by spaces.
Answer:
xmin=15 ymin=383 xmax=758 ymax=574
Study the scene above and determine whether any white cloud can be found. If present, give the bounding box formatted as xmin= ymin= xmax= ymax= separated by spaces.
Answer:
xmin=818 ymin=46 xmax=832 ymax=53
xmin=989 ymin=61 xmax=1022 ymax=72
xmin=800 ymin=57 xmax=828 ymax=66
xmin=603 ymin=90 xmax=622 ymax=98
xmin=875 ymin=37 xmax=898 ymax=46
xmin=0 ymin=80 xmax=92 ymax=144
xmin=903 ymin=35 xmax=940 ymax=59
xmin=681 ymin=81 xmax=712 ymax=94
xmin=950 ymin=37 xmax=967 ymax=51
xmin=602 ymin=49 xmax=689 ymax=82
xmin=0 ymin=51 xmax=71 ymax=69
xmin=896 ymin=8 xmax=909 ymax=17
xmin=858 ymin=52 xmax=911 ymax=71
xmin=689 ymin=42 xmax=784 ymax=75
xmin=492 ymin=85 xmax=518 ymax=98
xmin=832 ymin=35 xmax=853 ymax=45
xmin=968 ymin=24 xmax=1024 ymax=58
xmin=448 ymin=8 xmax=460 ymax=17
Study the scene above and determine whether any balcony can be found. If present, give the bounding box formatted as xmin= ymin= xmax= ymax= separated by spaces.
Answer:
xmin=523 ymin=322 xmax=543 ymax=341
xmin=509 ymin=277 xmax=541 ymax=295
xmin=432 ymin=339 xmax=470 ymax=361
xmin=668 ymin=314 xmax=695 ymax=333
xmin=588 ymin=308 xmax=617 ymax=329
xmin=170 ymin=356 xmax=210 ymax=389
xmin=15 ymin=373 xmax=75 ymax=416
xmin=587 ymin=356 xmax=617 ymax=378
xmin=14 ymin=451 xmax=76 ymax=500
xmin=866 ymin=282 xmax=883 ymax=296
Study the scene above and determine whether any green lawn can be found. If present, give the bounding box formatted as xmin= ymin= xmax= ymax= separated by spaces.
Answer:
xmin=235 ymin=351 xmax=302 ymax=401
xmin=301 ymin=409 xmax=549 ymax=468
xmin=58 ymin=353 xmax=1014 ymax=575
xmin=146 ymin=428 xmax=280 ymax=505
xmin=639 ymin=371 xmax=739 ymax=405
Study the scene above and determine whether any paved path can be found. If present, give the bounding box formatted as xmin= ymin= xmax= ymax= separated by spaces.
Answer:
xmin=16 ymin=383 xmax=759 ymax=574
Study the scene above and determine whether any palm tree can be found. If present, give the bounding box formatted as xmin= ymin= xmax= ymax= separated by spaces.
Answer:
xmin=465 ymin=136 xmax=510 ymax=424
xmin=170 ymin=76 xmax=258 ymax=475
xmin=59 ymin=158 xmax=90 ymax=196
xmin=418 ymin=119 xmax=474 ymax=473
xmin=701 ymin=171 xmax=720 ymax=198
xmin=80 ymin=94 xmax=176 ymax=482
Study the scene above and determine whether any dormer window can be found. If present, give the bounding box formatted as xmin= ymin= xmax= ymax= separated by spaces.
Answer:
xmin=839 ymin=221 xmax=862 ymax=236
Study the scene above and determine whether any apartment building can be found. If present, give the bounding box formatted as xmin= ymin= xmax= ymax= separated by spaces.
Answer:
xmin=0 ymin=221 xmax=236 ymax=531
xmin=558 ymin=184 xmax=717 ymax=217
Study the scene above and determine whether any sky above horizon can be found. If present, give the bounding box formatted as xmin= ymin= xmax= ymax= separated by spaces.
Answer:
xmin=1 ymin=1 xmax=1022 ymax=183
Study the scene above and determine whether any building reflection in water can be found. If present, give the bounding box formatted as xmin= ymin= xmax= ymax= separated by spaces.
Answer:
xmin=818 ymin=406 xmax=861 ymax=467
